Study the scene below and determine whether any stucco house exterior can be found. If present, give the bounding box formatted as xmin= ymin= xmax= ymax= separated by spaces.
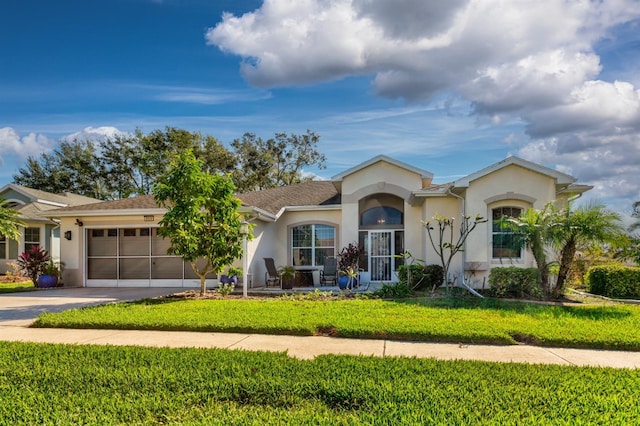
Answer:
xmin=45 ymin=155 xmax=591 ymax=289
xmin=0 ymin=184 xmax=101 ymax=274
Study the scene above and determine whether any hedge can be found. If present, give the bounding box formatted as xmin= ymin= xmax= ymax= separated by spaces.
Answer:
xmin=586 ymin=264 xmax=640 ymax=299
xmin=488 ymin=267 xmax=542 ymax=299
xmin=397 ymin=263 xmax=443 ymax=290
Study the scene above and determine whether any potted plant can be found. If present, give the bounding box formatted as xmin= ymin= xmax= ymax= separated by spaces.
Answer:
xmin=338 ymin=242 xmax=362 ymax=290
xmin=39 ymin=260 xmax=60 ymax=288
xmin=220 ymin=266 xmax=242 ymax=287
xmin=279 ymin=265 xmax=296 ymax=289
xmin=16 ymin=245 xmax=51 ymax=288
xmin=227 ymin=266 xmax=243 ymax=284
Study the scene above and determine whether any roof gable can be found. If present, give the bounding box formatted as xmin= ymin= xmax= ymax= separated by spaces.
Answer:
xmin=0 ymin=184 xmax=101 ymax=207
xmin=331 ymin=155 xmax=433 ymax=181
xmin=454 ymin=156 xmax=576 ymax=188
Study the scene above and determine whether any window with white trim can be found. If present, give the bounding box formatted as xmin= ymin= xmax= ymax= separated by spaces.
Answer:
xmin=291 ymin=224 xmax=335 ymax=266
xmin=492 ymin=207 xmax=523 ymax=259
xmin=0 ymin=235 xmax=5 ymax=259
xmin=24 ymin=227 xmax=40 ymax=252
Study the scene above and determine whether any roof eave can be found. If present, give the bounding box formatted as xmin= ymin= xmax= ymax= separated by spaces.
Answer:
xmin=43 ymin=208 xmax=168 ymax=218
xmin=331 ymin=155 xmax=433 ymax=182
xmin=454 ymin=156 xmax=576 ymax=188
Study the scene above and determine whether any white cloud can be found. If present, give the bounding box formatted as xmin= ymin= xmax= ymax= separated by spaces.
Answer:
xmin=0 ymin=127 xmax=56 ymax=166
xmin=207 ymin=0 xmax=640 ymax=211
xmin=61 ymin=126 xmax=130 ymax=143
xmin=207 ymin=0 xmax=639 ymax=97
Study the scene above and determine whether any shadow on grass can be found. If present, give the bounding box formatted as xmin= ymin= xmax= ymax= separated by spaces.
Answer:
xmin=390 ymin=296 xmax=633 ymax=320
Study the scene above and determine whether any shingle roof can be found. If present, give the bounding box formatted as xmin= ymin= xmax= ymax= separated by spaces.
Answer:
xmin=237 ymin=181 xmax=340 ymax=215
xmin=9 ymin=185 xmax=101 ymax=206
xmin=50 ymin=181 xmax=340 ymax=216
xmin=53 ymin=194 xmax=161 ymax=212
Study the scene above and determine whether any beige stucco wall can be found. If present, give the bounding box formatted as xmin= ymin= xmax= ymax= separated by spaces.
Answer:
xmin=341 ymin=161 xmax=423 ymax=198
xmin=461 ymin=165 xmax=561 ymax=286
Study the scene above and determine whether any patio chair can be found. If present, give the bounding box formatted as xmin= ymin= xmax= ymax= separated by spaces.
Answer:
xmin=263 ymin=258 xmax=281 ymax=287
xmin=319 ymin=257 xmax=338 ymax=286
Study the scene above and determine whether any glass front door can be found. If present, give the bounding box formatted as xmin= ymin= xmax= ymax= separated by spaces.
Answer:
xmin=370 ymin=231 xmax=392 ymax=281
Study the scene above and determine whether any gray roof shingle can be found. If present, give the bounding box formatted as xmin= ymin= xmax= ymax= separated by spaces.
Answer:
xmin=237 ymin=181 xmax=340 ymax=215
xmin=51 ymin=181 xmax=340 ymax=216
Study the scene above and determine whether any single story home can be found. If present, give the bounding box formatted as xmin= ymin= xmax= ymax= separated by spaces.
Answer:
xmin=0 ymin=184 xmax=101 ymax=273
xmin=45 ymin=155 xmax=591 ymax=289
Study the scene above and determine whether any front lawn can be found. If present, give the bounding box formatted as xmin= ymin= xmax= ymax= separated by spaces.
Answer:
xmin=0 ymin=280 xmax=35 ymax=294
xmin=0 ymin=341 xmax=638 ymax=424
xmin=33 ymin=296 xmax=640 ymax=350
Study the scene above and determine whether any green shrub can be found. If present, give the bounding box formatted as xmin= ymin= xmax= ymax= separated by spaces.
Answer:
xmin=488 ymin=267 xmax=542 ymax=299
xmin=397 ymin=264 xmax=443 ymax=290
xmin=586 ymin=264 xmax=640 ymax=299
xmin=373 ymin=282 xmax=413 ymax=298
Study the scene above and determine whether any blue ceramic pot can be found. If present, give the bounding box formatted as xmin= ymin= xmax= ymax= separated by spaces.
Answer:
xmin=37 ymin=275 xmax=58 ymax=288
xmin=337 ymin=275 xmax=349 ymax=289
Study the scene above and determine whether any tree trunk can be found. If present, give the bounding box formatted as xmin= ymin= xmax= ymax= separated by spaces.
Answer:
xmin=531 ymin=243 xmax=549 ymax=298
xmin=199 ymin=275 xmax=207 ymax=295
xmin=555 ymin=238 xmax=576 ymax=299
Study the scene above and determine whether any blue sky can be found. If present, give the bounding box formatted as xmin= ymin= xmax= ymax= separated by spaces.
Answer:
xmin=1 ymin=0 xmax=639 ymax=217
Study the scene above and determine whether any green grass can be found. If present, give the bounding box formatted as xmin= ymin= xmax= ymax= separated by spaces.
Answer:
xmin=34 ymin=296 xmax=640 ymax=350
xmin=0 ymin=280 xmax=35 ymax=293
xmin=1 ymin=341 xmax=638 ymax=424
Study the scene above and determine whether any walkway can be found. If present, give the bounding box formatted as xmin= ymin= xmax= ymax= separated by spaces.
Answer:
xmin=1 ymin=288 xmax=639 ymax=369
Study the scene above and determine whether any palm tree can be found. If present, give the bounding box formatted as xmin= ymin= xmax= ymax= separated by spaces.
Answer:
xmin=550 ymin=201 xmax=626 ymax=299
xmin=0 ymin=199 xmax=23 ymax=241
xmin=503 ymin=205 xmax=554 ymax=297
xmin=630 ymin=201 xmax=640 ymax=233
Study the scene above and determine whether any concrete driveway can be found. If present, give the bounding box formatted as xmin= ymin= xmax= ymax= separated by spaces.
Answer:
xmin=0 ymin=287 xmax=183 ymax=326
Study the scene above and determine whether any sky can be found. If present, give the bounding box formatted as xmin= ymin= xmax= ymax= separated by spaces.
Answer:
xmin=1 ymin=0 xmax=639 ymax=218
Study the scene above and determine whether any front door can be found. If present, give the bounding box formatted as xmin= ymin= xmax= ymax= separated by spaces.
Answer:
xmin=370 ymin=231 xmax=392 ymax=281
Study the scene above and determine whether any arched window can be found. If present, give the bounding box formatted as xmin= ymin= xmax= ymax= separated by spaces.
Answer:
xmin=492 ymin=207 xmax=523 ymax=259
xmin=361 ymin=206 xmax=403 ymax=227
xmin=291 ymin=224 xmax=336 ymax=266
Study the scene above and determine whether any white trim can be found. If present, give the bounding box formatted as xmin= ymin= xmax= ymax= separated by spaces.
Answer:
xmin=284 ymin=205 xmax=342 ymax=212
xmin=454 ymin=156 xmax=575 ymax=188
xmin=332 ymin=155 xmax=433 ymax=181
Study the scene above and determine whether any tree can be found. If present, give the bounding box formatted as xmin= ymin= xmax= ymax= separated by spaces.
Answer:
xmin=501 ymin=205 xmax=554 ymax=297
xmin=0 ymin=200 xmax=24 ymax=241
xmin=231 ymin=130 xmax=326 ymax=192
xmin=99 ymin=128 xmax=236 ymax=199
xmin=13 ymin=140 xmax=106 ymax=199
xmin=550 ymin=201 xmax=627 ymax=299
xmin=423 ymin=213 xmax=487 ymax=295
xmin=630 ymin=201 xmax=640 ymax=233
xmin=153 ymin=149 xmax=245 ymax=295
xmin=14 ymin=127 xmax=237 ymax=200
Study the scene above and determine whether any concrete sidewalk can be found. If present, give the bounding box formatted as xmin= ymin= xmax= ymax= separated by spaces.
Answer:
xmin=1 ymin=325 xmax=639 ymax=369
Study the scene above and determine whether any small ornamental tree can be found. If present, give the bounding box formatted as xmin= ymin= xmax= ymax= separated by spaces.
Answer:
xmin=500 ymin=205 xmax=554 ymax=298
xmin=423 ymin=213 xmax=487 ymax=294
xmin=153 ymin=149 xmax=245 ymax=295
